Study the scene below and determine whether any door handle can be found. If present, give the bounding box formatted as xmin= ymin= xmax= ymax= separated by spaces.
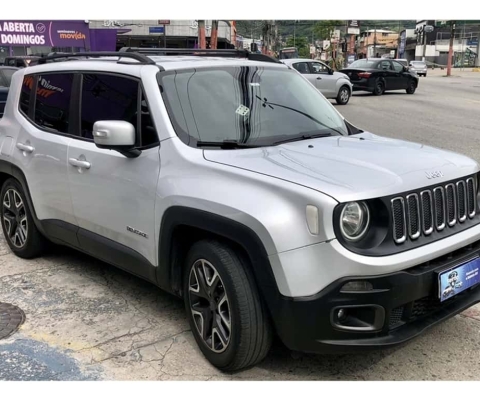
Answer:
xmin=316 ymin=77 xmax=322 ymax=80
xmin=69 ymin=158 xmax=91 ymax=169
xmin=16 ymin=143 xmax=34 ymax=153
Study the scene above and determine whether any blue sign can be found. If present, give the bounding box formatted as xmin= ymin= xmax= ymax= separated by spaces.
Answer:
xmin=149 ymin=26 xmax=165 ymax=34
xmin=467 ymin=38 xmax=478 ymax=46
xmin=439 ymin=257 xmax=480 ymax=302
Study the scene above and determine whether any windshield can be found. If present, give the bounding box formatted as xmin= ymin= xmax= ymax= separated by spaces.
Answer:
xmin=159 ymin=66 xmax=348 ymax=147
xmin=348 ymin=59 xmax=378 ymax=69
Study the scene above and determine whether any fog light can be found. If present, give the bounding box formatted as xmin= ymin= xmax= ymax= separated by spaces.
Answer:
xmin=340 ymin=281 xmax=373 ymax=292
xmin=337 ymin=308 xmax=346 ymax=321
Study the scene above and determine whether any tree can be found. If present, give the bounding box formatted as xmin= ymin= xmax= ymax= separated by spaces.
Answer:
xmin=285 ymin=35 xmax=309 ymax=57
xmin=314 ymin=20 xmax=343 ymax=40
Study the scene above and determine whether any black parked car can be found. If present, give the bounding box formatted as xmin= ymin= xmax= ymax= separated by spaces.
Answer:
xmin=0 ymin=67 xmax=18 ymax=118
xmin=340 ymin=58 xmax=419 ymax=96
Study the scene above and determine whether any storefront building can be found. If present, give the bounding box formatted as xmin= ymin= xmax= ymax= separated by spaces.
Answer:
xmin=88 ymin=20 xmax=234 ymax=50
xmin=0 ymin=20 xmax=117 ymax=64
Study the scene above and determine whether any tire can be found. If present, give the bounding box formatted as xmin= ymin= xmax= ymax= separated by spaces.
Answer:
xmin=373 ymin=80 xmax=384 ymax=96
xmin=406 ymin=80 xmax=417 ymax=94
xmin=335 ymin=85 xmax=351 ymax=105
xmin=0 ymin=178 xmax=47 ymax=258
xmin=183 ymin=239 xmax=272 ymax=371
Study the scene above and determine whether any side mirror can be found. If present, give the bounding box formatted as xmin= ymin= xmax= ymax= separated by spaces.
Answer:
xmin=328 ymin=68 xmax=334 ymax=75
xmin=403 ymin=66 xmax=409 ymax=72
xmin=93 ymin=120 xmax=141 ymax=158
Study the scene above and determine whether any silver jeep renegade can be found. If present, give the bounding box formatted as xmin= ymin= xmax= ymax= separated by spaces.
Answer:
xmin=0 ymin=49 xmax=479 ymax=371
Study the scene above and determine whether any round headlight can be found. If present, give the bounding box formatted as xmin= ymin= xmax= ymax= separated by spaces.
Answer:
xmin=340 ymin=202 xmax=370 ymax=241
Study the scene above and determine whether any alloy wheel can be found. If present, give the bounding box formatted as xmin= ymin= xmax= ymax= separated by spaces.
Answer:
xmin=2 ymin=189 xmax=28 ymax=248
xmin=188 ymin=259 xmax=231 ymax=353
xmin=340 ymin=88 xmax=350 ymax=103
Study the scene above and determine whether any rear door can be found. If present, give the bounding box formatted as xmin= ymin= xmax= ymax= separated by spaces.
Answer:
xmin=378 ymin=60 xmax=396 ymax=89
xmin=391 ymin=60 xmax=408 ymax=89
xmin=66 ymin=72 xmax=160 ymax=269
xmin=13 ymin=72 xmax=77 ymax=241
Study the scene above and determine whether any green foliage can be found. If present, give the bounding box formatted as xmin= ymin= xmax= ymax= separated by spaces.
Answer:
xmin=285 ymin=36 xmax=309 ymax=57
xmin=313 ymin=20 xmax=344 ymax=40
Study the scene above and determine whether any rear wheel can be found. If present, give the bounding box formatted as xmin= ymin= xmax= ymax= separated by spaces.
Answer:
xmin=183 ymin=239 xmax=272 ymax=371
xmin=336 ymin=85 xmax=351 ymax=105
xmin=406 ymin=80 xmax=417 ymax=94
xmin=0 ymin=178 xmax=47 ymax=258
xmin=373 ymin=80 xmax=384 ymax=96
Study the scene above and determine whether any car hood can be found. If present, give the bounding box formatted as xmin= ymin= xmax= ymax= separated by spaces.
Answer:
xmin=203 ymin=132 xmax=479 ymax=203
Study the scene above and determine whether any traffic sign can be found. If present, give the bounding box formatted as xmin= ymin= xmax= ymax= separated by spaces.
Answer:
xmin=424 ymin=25 xmax=434 ymax=33
xmin=158 ymin=20 xmax=170 ymax=25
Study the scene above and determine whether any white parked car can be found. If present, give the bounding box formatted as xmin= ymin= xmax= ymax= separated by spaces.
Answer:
xmin=281 ymin=58 xmax=353 ymax=105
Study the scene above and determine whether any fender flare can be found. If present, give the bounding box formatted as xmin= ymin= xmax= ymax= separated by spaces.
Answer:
xmin=157 ymin=206 xmax=281 ymax=306
xmin=0 ymin=159 xmax=46 ymax=236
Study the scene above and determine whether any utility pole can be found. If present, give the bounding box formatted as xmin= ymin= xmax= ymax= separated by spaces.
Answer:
xmin=198 ymin=20 xmax=206 ymax=49
xmin=373 ymin=27 xmax=377 ymax=57
xmin=211 ymin=20 xmax=218 ymax=49
xmin=447 ymin=21 xmax=455 ymax=76
xmin=294 ymin=20 xmax=296 ymax=47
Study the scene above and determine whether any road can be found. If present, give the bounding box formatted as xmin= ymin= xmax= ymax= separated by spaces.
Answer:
xmin=1 ymin=70 xmax=480 ymax=381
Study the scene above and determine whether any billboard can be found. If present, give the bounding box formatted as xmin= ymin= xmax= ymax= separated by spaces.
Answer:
xmin=0 ymin=20 xmax=90 ymax=48
xmin=347 ymin=20 xmax=360 ymax=35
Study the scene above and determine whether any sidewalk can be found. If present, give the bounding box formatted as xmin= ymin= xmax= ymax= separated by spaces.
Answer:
xmin=427 ymin=68 xmax=480 ymax=78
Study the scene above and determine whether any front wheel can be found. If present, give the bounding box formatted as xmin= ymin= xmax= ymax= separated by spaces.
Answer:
xmin=183 ymin=239 xmax=272 ymax=371
xmin=406 ymin=80 xmax=417 ymax=94
xmin=336 ymin=85 xmax=351 ymax=105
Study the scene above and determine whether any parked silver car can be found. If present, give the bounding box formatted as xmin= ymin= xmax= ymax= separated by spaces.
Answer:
xmin=409 ymin=60 xmax=428 ymax=77
xmin=1 ymin=49 xmax=480 ymax=372
xmin=281 ymin=58 xmax=353 ymax=105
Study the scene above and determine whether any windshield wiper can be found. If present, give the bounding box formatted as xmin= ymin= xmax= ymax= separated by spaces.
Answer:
xmin=255 ymin=96 xmax=347 ymax=137
xmin=271 ymin=132 xmax=333 ymax=146
xmin=196 ymin=140 xmax=262 ymax=149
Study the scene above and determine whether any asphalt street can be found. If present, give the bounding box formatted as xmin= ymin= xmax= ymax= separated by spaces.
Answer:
xmin=1 ymin=69 xmax=480 ymax=381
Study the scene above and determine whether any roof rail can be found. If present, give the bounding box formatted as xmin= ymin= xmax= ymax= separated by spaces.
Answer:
xmin=119 ymin=47 xmax=282 ymax=64
xmin=36 ymin=51 xmax=156 ymax=65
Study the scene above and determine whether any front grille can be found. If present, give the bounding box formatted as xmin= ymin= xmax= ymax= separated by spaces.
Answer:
xmin=391 ymin=177 xmax=476 ymax=244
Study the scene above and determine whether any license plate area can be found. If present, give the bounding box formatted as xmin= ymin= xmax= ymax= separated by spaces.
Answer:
xmin=438 ymin=257 xmax=480 ymax=302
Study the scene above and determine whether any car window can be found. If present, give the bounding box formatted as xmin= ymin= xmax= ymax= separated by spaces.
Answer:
xmin=292 ymin=62 xmax=310 ymax=74
xmin=79 ymin=74 xmax=158 ymax=147
xmin=160 ymin=66 xmax=348 ymax=146
xmin=34 ymin=73 xmax=74 ymax=133
xmin=19 ymin=75 xmax=33 ymax=115
xmin=392 ymin=61 xmax=404 ymax=72
xmin=80 ymin=74 xmax=139 ymax=141
xmin=0 ymin=72 xmax=6 ymax=87
xmin=1 ymin=69 xmax=16 ymax=86
xmin=310 ymin=62 xmax=329 ymax=74
xmin=379 ymin=60 xmax=392 ymax=70
xmin=348 ymin=59 xmax=377 ymax=68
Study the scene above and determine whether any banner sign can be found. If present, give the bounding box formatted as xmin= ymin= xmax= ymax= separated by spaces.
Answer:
xmin=0 ymin=20 xmax=90 ymax=47
xmin=347 ymin=20 xmax=360 ymax=35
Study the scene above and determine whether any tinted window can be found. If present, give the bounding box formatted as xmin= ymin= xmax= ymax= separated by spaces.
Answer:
xmin=292 ymin=62 xmax=309 ymax=74
xmin=310 ymin=62 xmax=329 ymax=74
xmin=19 ymin=75 xmax=33 ymax=116
xmin=160 ymin=67 xmax=348 ymax=146
xmin=392 ymin=61 xmax=404 ymax=72
xmin=80 ymin=74 xmax=139 ymax=141
xmin=34 ymin=73 xmax=74 ymax=133
xmin=379 ymin=60 xmax=392 ymax=70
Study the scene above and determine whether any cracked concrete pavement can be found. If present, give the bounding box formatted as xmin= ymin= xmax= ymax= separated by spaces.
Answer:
xmin=1 ymin=71 xmax=480 ymax=380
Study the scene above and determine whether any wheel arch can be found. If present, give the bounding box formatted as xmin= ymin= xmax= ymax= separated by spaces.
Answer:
xmin=0 ymin=160 xmax=44 ymax=232
xmin=157 ymin=206 xmax=280 ymax=305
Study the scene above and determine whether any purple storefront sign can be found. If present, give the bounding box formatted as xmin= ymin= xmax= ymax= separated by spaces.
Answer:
xmin=0 ymin=20 xmax=90 ymax=48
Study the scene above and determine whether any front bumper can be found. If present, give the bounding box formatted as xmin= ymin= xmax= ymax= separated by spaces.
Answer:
xmin=271 ymin=239 xmax=480 ymax=354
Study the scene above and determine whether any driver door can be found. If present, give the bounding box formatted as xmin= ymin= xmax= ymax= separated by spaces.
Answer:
xmin=307 ymin=61 xmax=337 ymax=98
